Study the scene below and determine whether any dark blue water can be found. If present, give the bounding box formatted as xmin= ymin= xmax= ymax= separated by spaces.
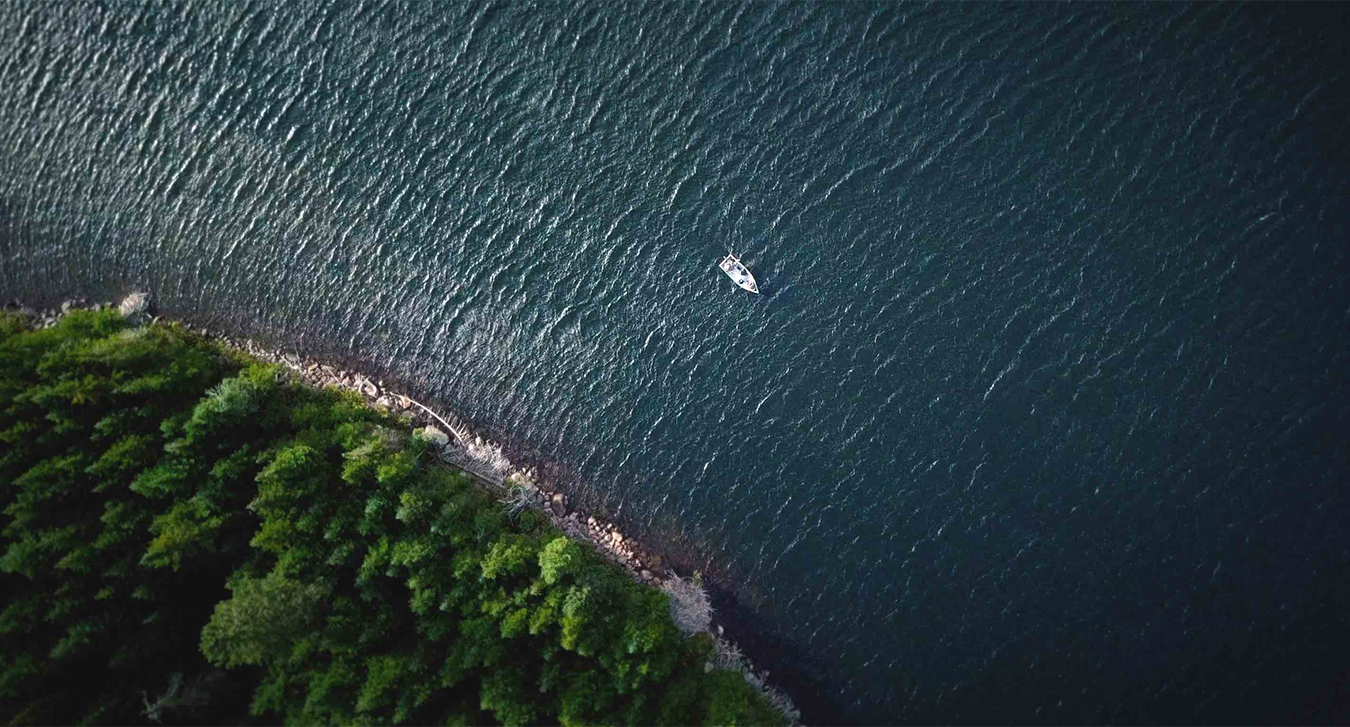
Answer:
xmin=3 ymin=3 xmax=1348 ymax=723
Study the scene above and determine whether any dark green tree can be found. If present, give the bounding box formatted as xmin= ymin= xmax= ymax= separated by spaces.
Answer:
xmin=0 ymin=311 xmax=788 ymax=726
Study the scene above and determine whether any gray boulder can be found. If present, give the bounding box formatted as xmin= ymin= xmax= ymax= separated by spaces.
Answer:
xmin=119 ymin=292 xmax=151 ymax=318
xmin=419 ymin=426 xmax=450 ymax=448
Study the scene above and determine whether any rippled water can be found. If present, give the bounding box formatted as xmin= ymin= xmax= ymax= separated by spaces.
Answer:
xmin=3 ymin=3 xmax=1349 ymax=723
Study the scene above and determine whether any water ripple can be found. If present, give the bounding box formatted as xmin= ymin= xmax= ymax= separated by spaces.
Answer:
xmin=3 ymin=2 xmax=1350 ymax=723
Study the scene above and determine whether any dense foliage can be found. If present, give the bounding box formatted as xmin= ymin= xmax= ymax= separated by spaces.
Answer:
xmin=0 ymin=310 xmax=783 ymax=726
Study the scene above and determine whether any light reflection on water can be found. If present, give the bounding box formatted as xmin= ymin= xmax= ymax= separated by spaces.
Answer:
xmin=2 ymin=2 xmax=1349 ymax=722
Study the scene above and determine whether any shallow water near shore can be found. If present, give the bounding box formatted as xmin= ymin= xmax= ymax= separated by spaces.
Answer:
xmin=3 ymin=3 xmax=1350 ymax=723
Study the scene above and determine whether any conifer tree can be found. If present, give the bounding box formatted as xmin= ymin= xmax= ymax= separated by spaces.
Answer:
xmin=0 ymin=311 xmax=788 ymax=726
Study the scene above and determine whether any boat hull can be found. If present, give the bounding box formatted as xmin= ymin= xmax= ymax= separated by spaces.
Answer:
xmin=718 ymin=255 xmax=760 ymax=293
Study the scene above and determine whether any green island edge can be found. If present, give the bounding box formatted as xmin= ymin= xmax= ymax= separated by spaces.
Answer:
xmin=0 ymin=298 xmax=800 ymax=726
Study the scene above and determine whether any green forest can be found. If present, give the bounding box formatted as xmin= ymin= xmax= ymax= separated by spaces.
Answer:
xmin=0 ymin=309 xmax=785 ymax=726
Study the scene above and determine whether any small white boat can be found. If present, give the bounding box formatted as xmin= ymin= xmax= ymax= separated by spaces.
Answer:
xmin=718 ymin=253 xmax=760 ymax=294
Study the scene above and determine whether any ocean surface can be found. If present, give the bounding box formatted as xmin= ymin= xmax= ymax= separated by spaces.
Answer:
xmin=3 ymin=3 xmax=1348 ymax=723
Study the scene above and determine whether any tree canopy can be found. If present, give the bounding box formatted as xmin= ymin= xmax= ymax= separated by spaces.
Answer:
xmin=0 ymin=310 xmax=785 ymax=726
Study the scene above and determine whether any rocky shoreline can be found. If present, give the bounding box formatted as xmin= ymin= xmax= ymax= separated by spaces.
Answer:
xmin=4 ymin=293 xmax=802 ymax=724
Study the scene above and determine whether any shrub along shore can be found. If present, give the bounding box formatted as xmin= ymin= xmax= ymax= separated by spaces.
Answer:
xmin=0 ymin=294 xmax=800 ymax=725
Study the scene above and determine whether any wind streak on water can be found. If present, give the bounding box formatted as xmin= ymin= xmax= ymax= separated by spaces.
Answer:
xmin=2 ymin=2 xmax=1349 ymax=723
